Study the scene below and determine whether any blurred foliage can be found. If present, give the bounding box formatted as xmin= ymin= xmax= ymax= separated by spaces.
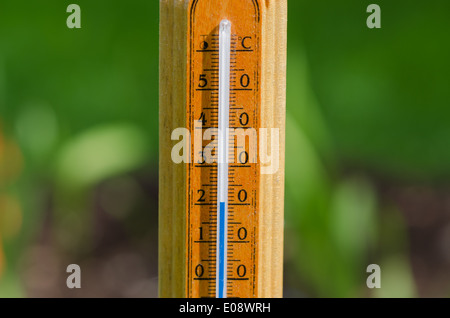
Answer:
xmin=0 ymin=0 xmax=450 ymax=297
xmin=290 ymin=1 xmax=450 ymax=179
xmin=283 ymin=0 xmax=450 ymax=297
xmin=0 ymin=0 xmax=159 ymax=297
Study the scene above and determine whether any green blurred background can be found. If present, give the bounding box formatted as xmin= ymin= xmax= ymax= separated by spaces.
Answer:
xmin=1 ymin=0 xmax=450 ymax=297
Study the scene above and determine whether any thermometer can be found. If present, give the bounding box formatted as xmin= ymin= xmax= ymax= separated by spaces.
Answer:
xmin=159 ymin=0 xmax=287 ymax=298
xmin=217 ymin=19 xmax=231 ymax=299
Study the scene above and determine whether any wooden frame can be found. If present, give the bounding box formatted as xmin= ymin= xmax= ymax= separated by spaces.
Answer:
xmin=159 ymin=0 xmax=287 ymax=298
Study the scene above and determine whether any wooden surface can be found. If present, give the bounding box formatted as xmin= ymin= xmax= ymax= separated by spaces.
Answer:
xmin=187 ymin=0 xmax=262 ymax=298
xmin=159 ymin=0 xmax=287 ymax=298
xmin=258 ymin=0 xmax=287 ymax=298
xmin=159 ymin=0 xmax=188 ymax=298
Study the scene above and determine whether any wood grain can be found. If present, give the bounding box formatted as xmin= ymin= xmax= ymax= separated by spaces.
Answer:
xmin=159 ymin=0 xmax=287 ymax=298
xmin=258 ymin=0 xmax=287 ymax=298
xmin=159 ymin=0 xmax=188 ymax=298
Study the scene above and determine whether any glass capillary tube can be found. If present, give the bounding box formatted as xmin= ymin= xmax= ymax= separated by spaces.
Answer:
xmin=217 ymin=19 xmax=231 ymax=299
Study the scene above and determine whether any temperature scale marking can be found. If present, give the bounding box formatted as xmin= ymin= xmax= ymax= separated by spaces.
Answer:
xmin=187 ymin=0 xmax=261 ymax=298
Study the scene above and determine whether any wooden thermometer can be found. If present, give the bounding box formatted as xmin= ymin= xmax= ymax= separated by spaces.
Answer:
xmin=159 ymin=0 xmax=287 ymax=298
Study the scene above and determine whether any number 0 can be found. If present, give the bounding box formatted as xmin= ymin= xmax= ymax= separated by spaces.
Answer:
xmin=239 ymin=113 xmax=249 ymax=126
xmin=237 ymin=265 xmax=246 ymax=277
xmin=238 ymin=227 xmax=248 ymax=240
xmin=195 ymin=264 xmax=204 ymax=277
xmin=238 ymin=190 xmax=247 ymax=202
xmin=240 ymin=74 xmax=250 ymax=88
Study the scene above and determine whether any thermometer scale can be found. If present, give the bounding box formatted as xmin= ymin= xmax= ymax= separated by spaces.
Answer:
xmin=159 ymin=0 xmax=287 ymax=298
